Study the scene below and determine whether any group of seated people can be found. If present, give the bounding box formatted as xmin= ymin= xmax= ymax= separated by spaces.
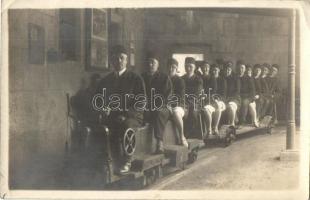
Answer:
xmin=71 ymin=45 xmax=280 ymax=174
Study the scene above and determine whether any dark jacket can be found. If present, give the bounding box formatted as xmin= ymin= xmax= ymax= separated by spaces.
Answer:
xmin=182 ymin=74 xmax=203 ymax=108
xmin=261 ymin=76 xmax=270 ymax=95
xmin=223 ymin=74 xmax=240 ymax=102
xmin=170 ymin=75 xmax=185 ymax=108
xmin=141 ymin=71 xmax=172 ymax=109
xmin=96 ymin=69 xmax=146 ymax=122
xmin=239 ymin=75 xmax=255 ymax=99
xmin=268 ymin=77 xmax=280 ymax=96
xmin=254 ymin=77 xmax=262 ymax=95
xmin=201 ymin=74 xmax=211 ymax=94
xmin=207 ymin=76 xmax=226 ymax=104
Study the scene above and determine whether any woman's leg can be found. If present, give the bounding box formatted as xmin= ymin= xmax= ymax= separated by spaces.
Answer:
xmin=213 ymin=101 xmax=226 ymax=134
xmin=227 ymin=102 xmax=237 ymax=126
xmin=203 ymin=105 xmax=215 ymax=135
xmin=249 ymin=101 xmax=259 ymax=127
xmin=172 ymin=107 xmax=188 ymax=147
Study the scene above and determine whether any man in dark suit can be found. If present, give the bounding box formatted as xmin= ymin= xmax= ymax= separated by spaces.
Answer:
xmin=268 ymin=64 xmax=280 ymax=123
xmin=260 ymin=63 xmax=272 ymax=119
xmin=141 ymin=52 xmax=172 ymax=154
xmin=96 ymin=45 xmax=146 ymax=174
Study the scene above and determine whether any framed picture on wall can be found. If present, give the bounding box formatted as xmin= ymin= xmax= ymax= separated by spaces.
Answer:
xmin=85 ymin=9 xmax=109 ymax=71
xmin=28 ymin=23 xmax=45 ymax=64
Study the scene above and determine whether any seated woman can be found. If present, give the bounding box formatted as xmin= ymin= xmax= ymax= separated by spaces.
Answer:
xmin=253 ymin=64 xmax=264 ymax=120
xmin=222 ymin=61 xmax=240 ymax=127
xmin=182 ymin=57 xmax=204 ymax=139
xmin=202 ymin=64 xmax=226 ymax=135
xmin=167 ymin=58 xmax=188 ymax=148
xmin=245 ymin=64 xmax=260 ymax=127
xmin=237 ymin=62 xmax=258 ymax=127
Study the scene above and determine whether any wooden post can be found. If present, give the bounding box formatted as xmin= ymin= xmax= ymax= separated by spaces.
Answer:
xmin=281 ymin=9 xmax=299 ymax=161
xmin=287 ymin=9 xmax=296 ymax=150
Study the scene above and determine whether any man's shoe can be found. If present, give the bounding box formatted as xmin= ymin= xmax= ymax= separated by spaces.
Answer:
xmin=119 ymin=162 xmax=131 ymax=175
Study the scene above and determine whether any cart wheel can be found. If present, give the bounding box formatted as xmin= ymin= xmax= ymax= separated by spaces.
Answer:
xmin=188 ymin=148 xmax=198 ymax=164
xmin=229 ymin=126 xmax=236 ymax=141
xmin=203 ymin=138 xmax=208 ymax=146
xmin=267 ymin=127 xmax=272 ymax=134
xmin=145 ymin=169 xmax=156 ymax=186
xmin=123 ymin=128 xmax=136 ymax=156
xmin=224 ymin=134 xmax=232 ymax=147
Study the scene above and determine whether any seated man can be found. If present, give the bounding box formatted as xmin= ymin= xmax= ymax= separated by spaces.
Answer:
xmin=167 ymin=58 xmax=188 ymax=148
xmin=142 ymin=52 xmax=172 ymax=154
xmin=182 ymin=57 xmax=204 ymax=139
xmin=71 ymin=73 xmax=101 ymax=126
xmin=202 ymin=64 xmax=226 ymax=135
xmin=268 ymin=64 xmax=280 ymax=123
xmin=222 ymin=61 xmax=240 ymax=127
xmin=260 ymin=63 xmax=272 ymax=119
xmin=96 ymin=45 xmax=146 ymax=174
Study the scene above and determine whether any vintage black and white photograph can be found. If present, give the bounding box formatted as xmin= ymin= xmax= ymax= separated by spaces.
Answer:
xmin=1 ymin=0 xmax=309 ymax=199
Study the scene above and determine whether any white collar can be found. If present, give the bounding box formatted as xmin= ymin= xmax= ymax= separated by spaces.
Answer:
xmin=118 ymin=68 xmax=127 ymax=76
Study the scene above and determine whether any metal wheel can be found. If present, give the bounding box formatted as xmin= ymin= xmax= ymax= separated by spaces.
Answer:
xmin=267 ymin=126 xmax=272 ymax=134
xmin=122 ymin=128 xmax=136 ymax=156
xmin=224 ymin=134 xmax=232 ymax=147
xmin=188 ymin=148 xmax=198 ymax=164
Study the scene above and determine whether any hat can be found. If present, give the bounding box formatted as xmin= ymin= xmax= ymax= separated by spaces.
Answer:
xmin=211 ymin=63 xmax=220 ymax=69
xmin=112 ymin=45 xmax=127 ymax=55
xmin=216 ymin=58 xmax=224 ymax=65
xmin=253 ymin=64 xmax=262 ymax=69
xmin=147 ymin=51 xmax=159 ymax=61
xmin=245 ymin=64 xmax=253 ymax=69
xmin=236 ymin=59 xmax=245 ymax=66
xmin=271 ymin=64 xmax=279 ymax=70
xmin=224 ymin=61 xmax=233 ymax=68
xmin=202 ymin=60 xmax=209 ymax=65
xmin=167 ymin=58 xmax=178 ymax=66
xmin=185 ymin=57 xmax=196 ymax=64
xmin=262 ymin=63 xmax=271 ymax=69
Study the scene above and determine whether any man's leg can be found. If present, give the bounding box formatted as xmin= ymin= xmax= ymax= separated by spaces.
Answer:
xmin=240 ymin=98 xmax=250 ymax=124
xmin=260 ymin=96 xmax=271 ymax=119
xmin=151 ymin=108 xmax=171 ymax=153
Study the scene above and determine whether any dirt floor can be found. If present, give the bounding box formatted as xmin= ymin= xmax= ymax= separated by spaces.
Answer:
xmin=151 ymin=126 xmax=300 ymax=190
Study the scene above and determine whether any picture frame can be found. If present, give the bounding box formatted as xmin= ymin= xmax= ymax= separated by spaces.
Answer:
xmin=85 ymin=8 xmax=109 ymax=71
xmin=28 ymin=23 xmax=45 ymax=64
